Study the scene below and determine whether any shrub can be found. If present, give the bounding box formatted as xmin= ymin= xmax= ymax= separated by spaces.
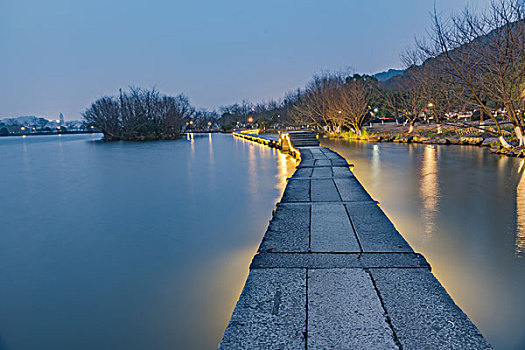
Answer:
xmin=82 ymin=87 xmax=192 ymax=141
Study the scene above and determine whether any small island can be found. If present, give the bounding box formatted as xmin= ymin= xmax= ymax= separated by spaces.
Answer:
xmin=82 ymin=87 xmax=194 ymax=141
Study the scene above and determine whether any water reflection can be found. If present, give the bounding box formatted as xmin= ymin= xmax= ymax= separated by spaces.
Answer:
xmin=371 ymin=144 xmax=380 ymax=181
xmin=420 ymin=146 xmax=439 ymax=237
xmin=516 ymin=159 xmax=525 ymax=258
xmin=0 ymin=134 xmax=296 ymax=350
xmin=276 ymin=150 xmax=295 ymax=197
xmin=208 ymin=133 xmax=214 ymax=166
xmin=247 ymin=141 xmax=258 ymax=194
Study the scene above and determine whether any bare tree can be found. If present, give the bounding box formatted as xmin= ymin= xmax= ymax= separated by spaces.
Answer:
xmin=289 ymin=73 xmax=338 ymax=132
xmin=424 ymin=0 xmax=525 ymax=147
xmin=382 ymin=51 xmax=429 ymax=133
xmin=333 ymin=74 xmax=376 ymax=135
xmin=82 ymin=87 xmax=192 ymax=140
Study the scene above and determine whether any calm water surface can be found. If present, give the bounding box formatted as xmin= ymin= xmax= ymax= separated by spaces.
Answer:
xmin=0 ymin=133 xmax=297 ymax=350
xmin=322 ymin=138 xmax=525 ymax=350
xmin=2 ymin=134 xmax=525 ymax=349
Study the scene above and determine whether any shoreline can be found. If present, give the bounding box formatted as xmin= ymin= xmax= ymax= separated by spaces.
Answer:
xmin=0 ymin=130 xmax=100 ymax=137
xmin=325 ymin=133 xmax=524 ymax=158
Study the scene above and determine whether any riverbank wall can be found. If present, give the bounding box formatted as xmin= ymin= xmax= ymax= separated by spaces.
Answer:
xmin=221 ymin=133 xmax=492 ymax=349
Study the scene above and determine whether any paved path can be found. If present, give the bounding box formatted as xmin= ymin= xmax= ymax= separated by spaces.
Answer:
xmin=220 ymin=145 xmax=492 ymax=349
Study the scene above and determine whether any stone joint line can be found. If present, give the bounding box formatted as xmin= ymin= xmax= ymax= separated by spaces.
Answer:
xmin=219 ymin=141 xmax=492 ymax=350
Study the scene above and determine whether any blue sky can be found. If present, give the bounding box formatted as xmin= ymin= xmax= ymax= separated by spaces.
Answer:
xmin=1 ymin=0 xmax=491 ymax=120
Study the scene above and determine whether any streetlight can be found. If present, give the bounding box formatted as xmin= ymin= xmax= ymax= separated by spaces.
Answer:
xmin=248 ymin=117 xmax=253 ymax=123
xmin=427 ymin=102 xmax=434 ymax=125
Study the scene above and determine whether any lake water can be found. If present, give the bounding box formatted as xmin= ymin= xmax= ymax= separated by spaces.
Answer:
xmin=0 ymin=133 xmax=297 ymax=350
xmin=321 ymin=138 xmax=525 ymax=350
xmin=1 ymin=134 xmax=525 ymax=349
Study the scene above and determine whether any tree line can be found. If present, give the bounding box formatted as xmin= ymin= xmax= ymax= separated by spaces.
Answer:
xmin=235 ymin=0 xmax=524 ymax=148
xmin=84 ymin=0 xmax=524 ymax=146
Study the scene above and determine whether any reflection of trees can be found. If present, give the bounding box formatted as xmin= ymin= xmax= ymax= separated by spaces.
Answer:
xmin=247 ymin=143 xmax=258 ymax=194
xmin=516 ymin=160 xmax=525 ymax=258
xmin=420 ymin=146 xmax=439 ymax=237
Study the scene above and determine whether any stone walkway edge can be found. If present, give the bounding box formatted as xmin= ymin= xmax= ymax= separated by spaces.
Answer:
xmin=219 ymin=140 xmax=492 ymax=349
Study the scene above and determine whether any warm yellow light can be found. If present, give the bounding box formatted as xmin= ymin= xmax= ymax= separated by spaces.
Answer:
xmin=57 ymin=126 xmax=61 ymax=130
xmin=338 ymin=110 xmax=342 ymax=114
xmin=207 ymin=121 xmax=212 ymax=126
xmin=428 ymin=102 xmax=434 ymax=108
xmin=20 ymin=126 xmax=26 ymax=131
xmin=90 ymin=125 xmax=94 ymax=129
xmin=189 ymin=120 xmax=193 ymax=125
xmin=248 ymin=117 xmax=253 ymax=123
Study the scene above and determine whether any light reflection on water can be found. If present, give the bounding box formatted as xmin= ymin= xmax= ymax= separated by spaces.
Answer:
xmin=321 ymin=138 xmax=525 ymax=350
xmin=516 ymin=160 xmax=525 ymax=258
xmin=0 ymin=133 xmax=296 ymax=350
xmin=420 ymin=146 xmax=439 ymax=238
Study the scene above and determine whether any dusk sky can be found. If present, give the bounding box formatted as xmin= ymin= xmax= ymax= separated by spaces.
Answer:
xmin=1 ymin=0 xmax=492 ymax=120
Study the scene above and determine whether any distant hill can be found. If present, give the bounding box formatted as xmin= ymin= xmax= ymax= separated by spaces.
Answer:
xmin=373 ymin=69 xmax=404 ymax=82
xmin=1 ymin=116 xmax=49 ymax=127
xmin=381 ymin=20 xmax=525 ymax=90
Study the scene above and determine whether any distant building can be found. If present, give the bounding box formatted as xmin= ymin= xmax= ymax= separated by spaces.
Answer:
xmin=59 ymin=113 xmax=64 ymax=126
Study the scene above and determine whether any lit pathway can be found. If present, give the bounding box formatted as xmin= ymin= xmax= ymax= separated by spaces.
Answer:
xmin=219 ymin=145 xmax=492 ymax=349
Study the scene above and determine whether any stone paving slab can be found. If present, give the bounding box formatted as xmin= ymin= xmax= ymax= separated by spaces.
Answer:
xmin=360 ymin=252 xmax=430 ymax=269
xmin=278 ymin=201 xmax=378 ymax=206
xmin=345 ymin=202 xmax=414 ymax=252
xmin=310 ymin=148 xmax=327 ymax=159
xmin=320 ymin=148 xmax=344 ymax=160
xmin=310 ymin=179 xmax=341 ymax=202
xmin=335 ymin=177 xmax=374 ymax=202
xmin=298 ymin=159 xmax=315 ymax=167
xmin=331 ymin=158 xmax=349 ymax=167
xmin=370 ymin=268 xmax=492 ymax=350
xmin=300 ymin=149 xmax=313 ymax=159
xmin=221 ymin=142 xmax=492 ymax=349
xmin=292 ymin=167 xmax=313 ymax=178
xmin=311 ymin=166 xmax=333 ymax=178
xmin=281 ymin=179 xmax=310 ymax=202
xmin=297 ymin=163 xmax=352 ymax=168
xmin=250 ymin=253 xmax=430 ymax=269
xmin=332 ymin=166 xmax=354 ymax=178
xmin=308 ymin=269 xmax=398 ymax=350
xmin=310 ymin=203 xmax=360 ymax=252
xmin=219 ymin=268 xmax=306 ymax=350
xmin=259 ymin=204 xmax=310 ymax=252
xmin=314 ymin=159 xmax=331 ymax=166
